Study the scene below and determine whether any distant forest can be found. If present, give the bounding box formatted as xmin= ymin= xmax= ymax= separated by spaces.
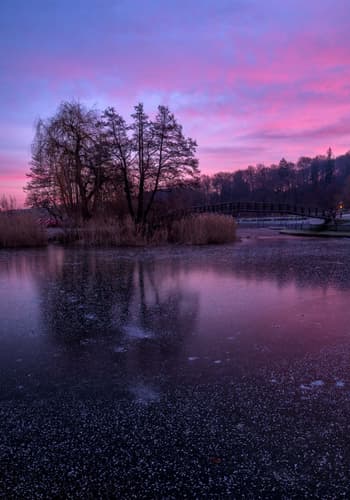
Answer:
xmin=191 ymin=148 xmax=350 ymax=210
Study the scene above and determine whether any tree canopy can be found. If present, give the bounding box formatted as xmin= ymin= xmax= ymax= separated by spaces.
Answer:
xmin=25 ymin=101 xmax=199 ymax=223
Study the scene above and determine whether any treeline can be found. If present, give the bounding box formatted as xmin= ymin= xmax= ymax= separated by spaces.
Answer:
xmin=193 ymin=149 xmax=350 ymax=209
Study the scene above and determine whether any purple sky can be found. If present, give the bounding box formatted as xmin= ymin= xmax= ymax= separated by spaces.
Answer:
xmin=1 ymin=0 xmax=350 ymax=204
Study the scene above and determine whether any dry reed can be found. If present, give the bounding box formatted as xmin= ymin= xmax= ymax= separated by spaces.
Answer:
xmin=58 ymin=213 xmax=236 ymax=247
xmin=72 ymin=216 xmax=164 ymax=247
xmin=0 ymin=213 xmax=47 ymax=248
xmin=170 ymin=213 xmax=236 ymax=244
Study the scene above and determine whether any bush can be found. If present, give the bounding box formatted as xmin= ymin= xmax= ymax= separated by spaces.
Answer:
xmin=0 ymin=213 xmax=47 ymax=248
xmin=170 ymin=214 xmax=236 ymax=244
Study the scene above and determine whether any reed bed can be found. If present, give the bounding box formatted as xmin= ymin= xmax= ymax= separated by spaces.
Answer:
xmin=170 ymin=213 xmax=236 ymax=244
xmin=0 ymin=213 xmax=47 ymax=248
xmin=64 ymin=216 xmax=166 ymax=247
xmin=0 ymin=211 xmax=235 ymax=249
xmin=68 ymin=213 xmax=236 ymax=246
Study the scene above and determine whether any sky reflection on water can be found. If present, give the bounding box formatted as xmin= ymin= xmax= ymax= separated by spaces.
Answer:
xmin=1 ymin=239 xmax=350 ymax=398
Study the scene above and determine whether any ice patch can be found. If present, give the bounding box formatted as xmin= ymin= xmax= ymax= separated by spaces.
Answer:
xmin=310 ymin=380 xmax=324 ymax=387
xmin=227 ymin=331 xmax=240 ymax=340
xmin=214 ymin=360 xmax=222 ymax=364
xmin=124 ymin=325 xmax=154 ymax=339
xmin=84 ymin=313 xmax=97 ymax=321
xmin=79 ymin=338 xmax=96 ymax=346
xmin=114 ymin=346 xmax=127 ymax=353
xmin=67 ymin=294 xmax=78 ymax=303
xmin=188 ymin=356 xmax=199 ymax=361
xmin=300 ymin=380 xmax=325 ymax=391
xmin=335 ymin=380 xmax=345 ymax=388
xmin=130 ymin=384 xmax=160 ymax=404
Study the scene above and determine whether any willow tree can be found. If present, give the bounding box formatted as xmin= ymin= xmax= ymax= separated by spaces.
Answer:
xmin=103 ymin=103 xmax=199 ymax=224
xmin=25 ymin=101 xmax=110 ymax=220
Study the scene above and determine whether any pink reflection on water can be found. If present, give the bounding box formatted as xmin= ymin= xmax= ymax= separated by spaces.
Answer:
xmin=0 ymin=247 xmax=65 ymax=338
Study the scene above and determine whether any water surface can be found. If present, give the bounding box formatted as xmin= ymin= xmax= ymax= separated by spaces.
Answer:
xmin=1 ymin=236 xmax=350 ymax=497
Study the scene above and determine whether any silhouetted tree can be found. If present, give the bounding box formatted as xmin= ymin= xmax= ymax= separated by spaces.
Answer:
xmin=103 ymin=103 xmax=199 ymax=224
xmin=25 ymin=101 xmax=199 ymax=225
xmin=25 ymin=102 xmax=109 ymax=220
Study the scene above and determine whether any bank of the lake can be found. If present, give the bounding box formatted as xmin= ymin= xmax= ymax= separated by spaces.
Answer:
xmin=280 ymin=228 xmax=350 ymax=238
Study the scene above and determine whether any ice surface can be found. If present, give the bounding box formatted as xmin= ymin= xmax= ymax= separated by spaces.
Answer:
xmin=300 ymin=380 xmax=325 ymax=390
xmin=130 ymin=384 xmax=160 ymax=404
xmin=84 ymin=313 xmax=97 ymax=321
xmin=310 ymin=380 xmax=324 ymax=387
xmin=113 ymin=346 xmax=128 ymax=353
xmin=124 ymin=325 xmax=154 ymax=339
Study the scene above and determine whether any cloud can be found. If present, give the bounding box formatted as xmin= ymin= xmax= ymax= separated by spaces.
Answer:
xmin=1 ymin=0 xmax=350 ymax=198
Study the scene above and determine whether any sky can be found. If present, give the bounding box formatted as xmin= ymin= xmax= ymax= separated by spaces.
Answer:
xmin=1 ymin=0 xmax=350 ymax=205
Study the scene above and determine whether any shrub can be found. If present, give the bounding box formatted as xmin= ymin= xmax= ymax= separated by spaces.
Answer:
xmin=0 ymin=213 xmax=47 ymax=248
xmin=170 ymin=214 xmax=236 ymax=244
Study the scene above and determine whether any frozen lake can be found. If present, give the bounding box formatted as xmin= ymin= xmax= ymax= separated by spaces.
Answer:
xmin=1 ymin=231 xmax=350 ymax=497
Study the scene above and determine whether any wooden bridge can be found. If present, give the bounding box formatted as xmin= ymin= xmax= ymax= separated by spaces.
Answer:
xmin=166 ymin=201 xmax=335 ymax=222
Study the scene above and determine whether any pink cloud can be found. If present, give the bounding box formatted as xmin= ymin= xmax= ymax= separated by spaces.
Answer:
xmin=1 ymin=0 xmax=350 ymax=192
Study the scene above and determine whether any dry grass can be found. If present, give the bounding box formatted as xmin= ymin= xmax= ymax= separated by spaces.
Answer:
xmin=170 ymin=213 xmax=236 ymax=244
xmin=57 ymin=213 xmax=236 ymax=247
xmin=0 ymin=213 xmax=47 ymax=248
xmin=67 ymin=216 xmax=167 ymax=247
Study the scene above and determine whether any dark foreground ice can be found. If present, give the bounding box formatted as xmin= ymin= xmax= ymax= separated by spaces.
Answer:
xmin=1 ymin=232 xmax=350 ymax=498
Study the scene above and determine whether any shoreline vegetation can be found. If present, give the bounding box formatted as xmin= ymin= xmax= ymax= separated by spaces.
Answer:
xmin=0 ymin=212 xmax=47 ymax=248
xmin=8 ymin=100 xmax=350 ymax=251
xmin=0 ymin=212 xmax=236 ymax=249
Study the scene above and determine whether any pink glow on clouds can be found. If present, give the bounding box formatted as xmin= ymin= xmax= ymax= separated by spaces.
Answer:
xmin=1 ymin=0 xmax=350 ymax=204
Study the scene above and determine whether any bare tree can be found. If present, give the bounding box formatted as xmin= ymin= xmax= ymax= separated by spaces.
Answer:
xmin=26 ymin=101 xmax=199 ymax=224
xmin=103 ymin=103 xmax=199 ymax=224
xmin=25 ymin=101 xmax=110 ymax=221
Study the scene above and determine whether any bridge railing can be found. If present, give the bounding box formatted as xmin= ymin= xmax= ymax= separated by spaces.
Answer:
xmin=158 ymin=201 xmax=335 ymax=224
